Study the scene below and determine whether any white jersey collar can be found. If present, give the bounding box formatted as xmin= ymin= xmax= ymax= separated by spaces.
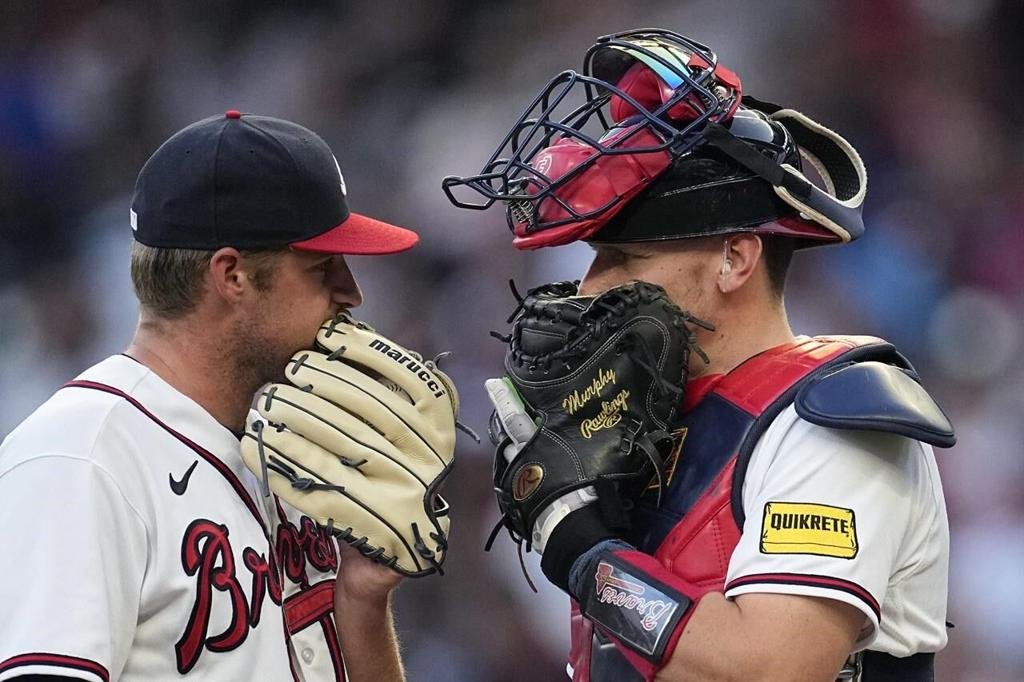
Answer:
xmin=74 ymin=355 xmax=251 ymax=482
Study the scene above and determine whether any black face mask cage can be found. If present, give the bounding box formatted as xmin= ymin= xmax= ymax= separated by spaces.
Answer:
xmin=441 ymin=28 xmax=742 ymax=235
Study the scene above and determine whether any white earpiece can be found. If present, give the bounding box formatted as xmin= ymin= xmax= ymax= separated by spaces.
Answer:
xmin=721 ymin=239 xmax=732 ymax=276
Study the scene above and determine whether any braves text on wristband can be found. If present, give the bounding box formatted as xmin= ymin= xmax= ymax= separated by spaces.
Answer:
xmin=581 ymin=552 xmax=691 ymax=662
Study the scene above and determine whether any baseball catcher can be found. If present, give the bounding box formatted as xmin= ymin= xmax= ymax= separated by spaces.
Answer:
xmin=241 ymin=312 xmax=459 ymax=577
xmin=448 ymin=28 xmax=955 ymax=682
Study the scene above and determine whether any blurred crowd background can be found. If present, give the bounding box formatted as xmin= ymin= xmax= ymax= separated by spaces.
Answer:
xmin=2 ymin=1 xmax=1022 ymax=680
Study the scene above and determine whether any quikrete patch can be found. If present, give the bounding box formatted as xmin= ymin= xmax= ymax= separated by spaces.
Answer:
xmin=760 ymin=502 xmax=858 ymax=559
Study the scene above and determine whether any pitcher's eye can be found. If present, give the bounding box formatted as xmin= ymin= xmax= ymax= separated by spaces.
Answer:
xmin=310 ymin=257 xmax=334 ymax=275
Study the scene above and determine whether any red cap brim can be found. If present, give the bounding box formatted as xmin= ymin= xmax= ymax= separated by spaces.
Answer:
xmin=289 ymin=213 xmax=419 ymax=255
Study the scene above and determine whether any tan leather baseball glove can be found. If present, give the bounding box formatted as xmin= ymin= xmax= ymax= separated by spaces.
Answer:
xmin=241 ymin=312 xmax=458 ymax=576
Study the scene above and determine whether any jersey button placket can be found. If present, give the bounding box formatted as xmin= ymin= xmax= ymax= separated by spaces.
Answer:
xmin=300 ymin=647 xmax=315 ymax=664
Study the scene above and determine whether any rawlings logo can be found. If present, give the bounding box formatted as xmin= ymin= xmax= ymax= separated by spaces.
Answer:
xmin=513 ymin=463 xmax=544 ymax=501
xmin=563 ymin=367 xmax=616 ymax=415
xmin=595 ymin=562 xmax=676 ymax=632
xmin=580 ymin=389 xmax=630 ymax=439
xmin=368 ymin=339 xmax=446 ymax=398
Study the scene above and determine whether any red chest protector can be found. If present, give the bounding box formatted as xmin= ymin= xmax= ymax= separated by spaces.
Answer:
xmin=567 ymin=335 xmax=912 ymax=681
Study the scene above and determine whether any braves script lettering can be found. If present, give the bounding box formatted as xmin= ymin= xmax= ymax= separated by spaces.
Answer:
xmin=563 ymin=368 xmax=616 ymax=415
xmin=595 ymin=562 xmax=675 ymax=632
xmin=176 ymin=520 xmax=257 ymax=673
xmin=580 ymin=389 xmax=630 ymax=439
xmin=277 ymin=514 xmax=339 ymax=586
xmin=176 ymin=514 xmax=338 ymax=673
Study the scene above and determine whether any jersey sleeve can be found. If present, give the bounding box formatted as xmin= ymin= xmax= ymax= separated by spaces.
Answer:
xmin=724 ymin=407 xmax=927 ymax=648
xmin=0 ymin=456 xmax=148 ymax=682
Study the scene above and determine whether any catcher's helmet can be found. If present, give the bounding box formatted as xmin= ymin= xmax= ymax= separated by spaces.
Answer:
xmin=442 ymin=28 xmax=867 ymax=250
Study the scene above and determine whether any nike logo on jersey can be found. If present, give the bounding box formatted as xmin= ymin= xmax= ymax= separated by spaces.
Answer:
xmin=170 ymin=460 xmax=199 ymax=495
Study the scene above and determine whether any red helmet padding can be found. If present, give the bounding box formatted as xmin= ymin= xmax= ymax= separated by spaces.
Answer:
xmin=511 ymin=126 xmax=671 ymax=249
xmin=509 ymin=53 xmax=745 ymax=250
xmin=609 ymin=62 xmax=703 ymax=124
xmin=684 ymin=52 xmax=741 ymax=91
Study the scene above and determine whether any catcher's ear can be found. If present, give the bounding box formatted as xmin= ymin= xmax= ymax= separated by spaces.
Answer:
xmin=717 ymin=235 xmax=761 ymax=294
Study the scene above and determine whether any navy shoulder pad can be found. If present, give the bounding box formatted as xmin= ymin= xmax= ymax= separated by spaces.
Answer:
xmin=794 ymin=361 xmax=956 ymax=448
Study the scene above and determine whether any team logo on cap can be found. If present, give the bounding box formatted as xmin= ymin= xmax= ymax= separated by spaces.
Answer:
xmin=333 ymin=155 xmax=347 ymax=196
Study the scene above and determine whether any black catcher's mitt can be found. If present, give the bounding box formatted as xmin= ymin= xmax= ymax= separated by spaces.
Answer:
xmin=486 ymin=280 xmax=711 ymax=556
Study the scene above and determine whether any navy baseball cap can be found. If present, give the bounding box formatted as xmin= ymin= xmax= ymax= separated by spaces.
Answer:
xmin=130 ymin=110 xmax=419 ymax=254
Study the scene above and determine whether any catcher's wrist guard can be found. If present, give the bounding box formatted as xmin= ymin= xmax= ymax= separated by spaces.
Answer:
xmin=540 ymin=507 xmax=706 ymax=681
xmin=568 ymin=539 xmax=704 ymax=682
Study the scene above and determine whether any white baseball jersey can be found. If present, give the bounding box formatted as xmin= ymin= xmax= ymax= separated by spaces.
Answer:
xmin=0 ymin=355 xmax=347 ymax=681
xmin=725 ymin=405 xmax=950 ymax=656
